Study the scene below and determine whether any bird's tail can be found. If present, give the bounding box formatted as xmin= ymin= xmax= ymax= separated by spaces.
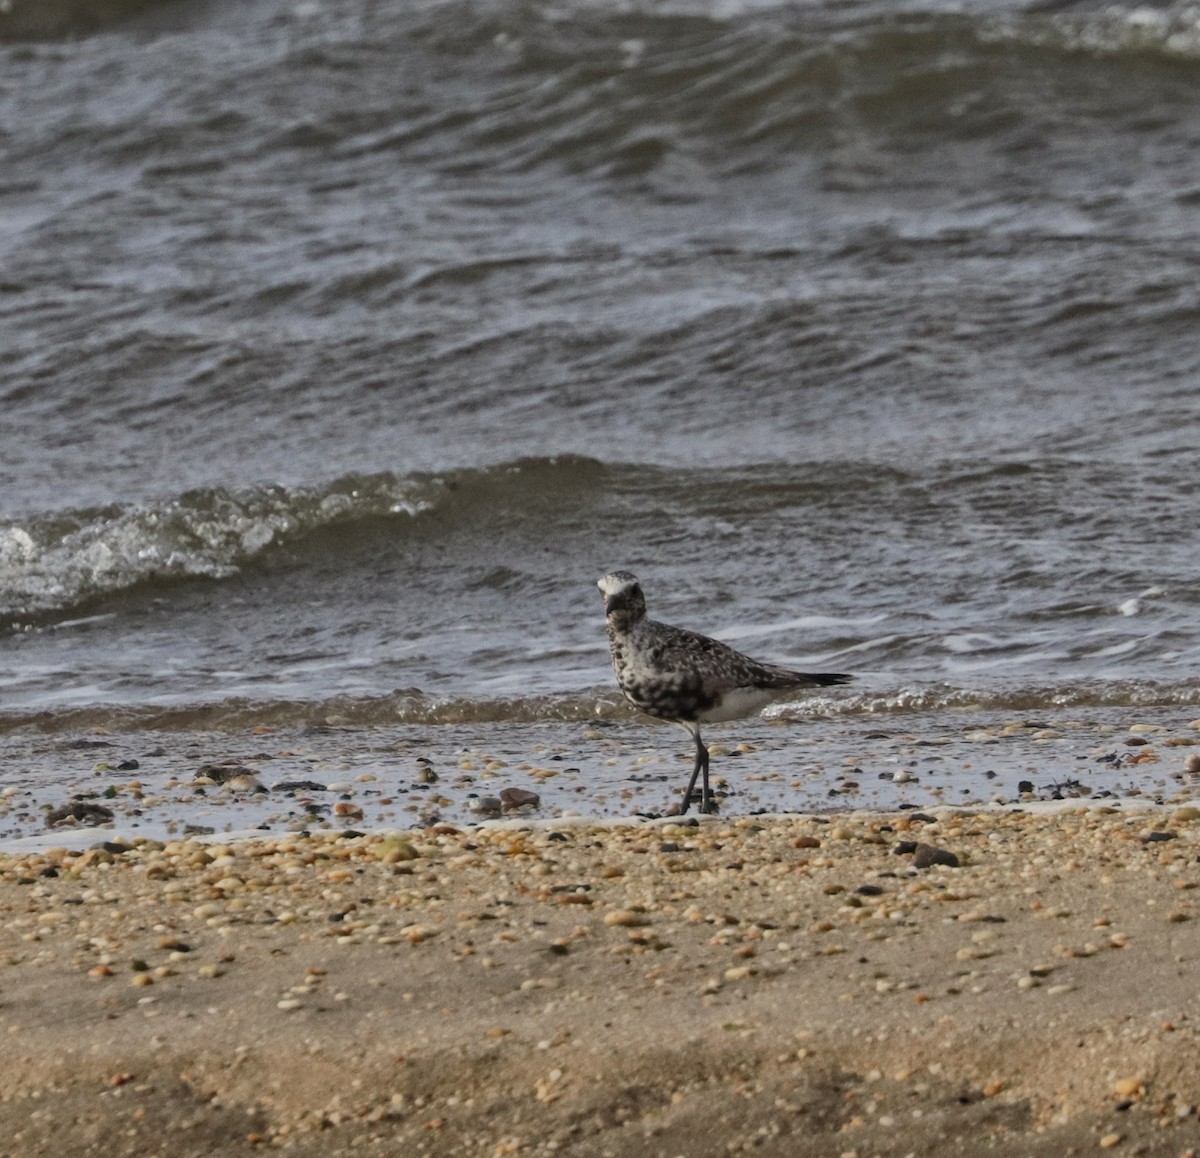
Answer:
xmin=775 ymin=670 xmax=853 ymax=688
xmin=809 ymin=672 xmax=853 ymax=686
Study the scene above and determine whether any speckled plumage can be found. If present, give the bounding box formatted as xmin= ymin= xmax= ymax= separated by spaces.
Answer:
xmin=598 ymin=571 xmax=852 ymax=814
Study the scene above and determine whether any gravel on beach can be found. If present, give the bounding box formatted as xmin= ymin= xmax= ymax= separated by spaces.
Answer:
xmin=2 ymin=805 xmax=1199 ymax=1156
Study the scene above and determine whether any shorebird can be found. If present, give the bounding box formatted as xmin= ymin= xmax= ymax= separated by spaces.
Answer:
xmin=598 ymin=571 xmax=852 ymax=815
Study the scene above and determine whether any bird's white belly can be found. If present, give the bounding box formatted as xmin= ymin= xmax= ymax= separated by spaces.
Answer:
xmin=696 ymin=686 xmax=784 ymax=724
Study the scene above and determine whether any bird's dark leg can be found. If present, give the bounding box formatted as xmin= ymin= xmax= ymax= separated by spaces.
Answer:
xmin=697 ymin=735 xmax=716 ymax=814
xmin=681 ymin=734 xmax=705 ymax=811
xmin=678 ymin=730 xmax=713 ymax=815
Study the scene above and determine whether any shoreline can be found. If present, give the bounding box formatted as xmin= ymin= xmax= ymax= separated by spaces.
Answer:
xmin=2 ymin=807 xmax=1198 ymax=1155
xmin=2 ymin=709 xmax=1197 ymax=853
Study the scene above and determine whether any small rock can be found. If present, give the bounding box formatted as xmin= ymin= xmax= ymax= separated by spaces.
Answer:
xmin=499 ymin=788 xmax=540 ymax=812
xmin=603 ymin=910 xmax=650 ymax=928
xmin=911 ymin=844 xmax=960 ymax=869
xmin=46 ymin=801 xmax=114 ymax=829
xmin=223 ymin=774 xmax=265 ymax=793
xmin=467 ymin=795 xmax=502 ymax=818
xmin=95 ymin=840 xmax=132 ymax=855
xmin=195 ymin=762 xmax=259 ymax=784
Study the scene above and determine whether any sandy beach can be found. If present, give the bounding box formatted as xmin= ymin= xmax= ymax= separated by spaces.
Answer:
xmin=2 ymin=799 xmax=1199 ymax=1157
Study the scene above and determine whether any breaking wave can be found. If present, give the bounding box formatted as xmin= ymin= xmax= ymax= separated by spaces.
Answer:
xmin=3 ymin=678 xmax=1199 ymax=736
xmin=0 ymin=457 xmax=603 ymax=628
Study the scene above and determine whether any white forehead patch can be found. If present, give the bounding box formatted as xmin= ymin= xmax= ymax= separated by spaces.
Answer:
xmin=598 ymin=571 xmax=640 ymax=598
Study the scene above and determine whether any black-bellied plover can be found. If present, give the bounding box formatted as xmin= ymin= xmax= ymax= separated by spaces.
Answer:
xmin=598 ymin=571 xmax=852 ymax=815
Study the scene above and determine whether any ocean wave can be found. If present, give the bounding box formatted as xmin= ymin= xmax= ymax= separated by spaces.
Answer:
xmin=18 ymin=0 xmax=1186 ymax=185
xmin=0 ymin=472 xmax=435 ymax=626
xmin=3 ymin=677 xmax=1199 ymax=737
xmin=0 ymin=687 xmax=634 ymax=735
xmin=0 ymin=457 xmax=611 ymax=628
xmin=0 ymin=0 xmax=172 ymax=39
xmin=983 ymin=2 xmax=1200 ymax=61
xmin=772 ymin=679 xmax=1200 ymax=716
xmin=313 ymin=0 xmax=1200 ymax=182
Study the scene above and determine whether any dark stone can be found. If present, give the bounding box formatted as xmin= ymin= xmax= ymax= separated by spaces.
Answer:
xmin=1142 ymin=831 xmax=1176 ymax=843
xmin=499 ymin=788 xmax=540 ymax=811
xmin=45 ymin=801 xmax=114 ymax=829
xmin=855 ymin=884 xmax=885 ymax=896
xmin=116 ymin=759 xmax=140 ymax=771
xmin=892 ymin=841 xmax=919 ymax=856
xmin=912 ymin=843 xmax=960 ymax=869
xmin=195 ymin=762 xmax=258 ymax=784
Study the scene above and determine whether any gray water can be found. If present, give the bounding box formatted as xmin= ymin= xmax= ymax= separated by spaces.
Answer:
xmin=3 ymin=0 xmax=1200 ymax=730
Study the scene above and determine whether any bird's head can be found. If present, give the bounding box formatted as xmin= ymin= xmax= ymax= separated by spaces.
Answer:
xmin=597 ymin=571 xmax=646 ymax=623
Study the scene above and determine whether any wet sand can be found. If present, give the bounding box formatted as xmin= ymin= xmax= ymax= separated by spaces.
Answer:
xmin=2 ymin=710 xmax=1198 ymax=849
xmin=2 ymin=802 xmax=1199 ymax=1156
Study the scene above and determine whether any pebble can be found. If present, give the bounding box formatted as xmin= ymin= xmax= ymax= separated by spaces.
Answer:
xmin=194 ymin=762 xmax=258 ymax=784
xmin=603 ymin=910 xmax=650 ymax=928
xmin=911 ymin=844 xmax=960 ymax=869
xmin=467 ymin=795 xmax=503 ymax=817
xmin=1113 ymin=1078 xmax=1144 ymax=1100
xmin=45 ymin=801 xmax=114 ymax=829
xmin=499 ymin=788 xmax=540 ymax=811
